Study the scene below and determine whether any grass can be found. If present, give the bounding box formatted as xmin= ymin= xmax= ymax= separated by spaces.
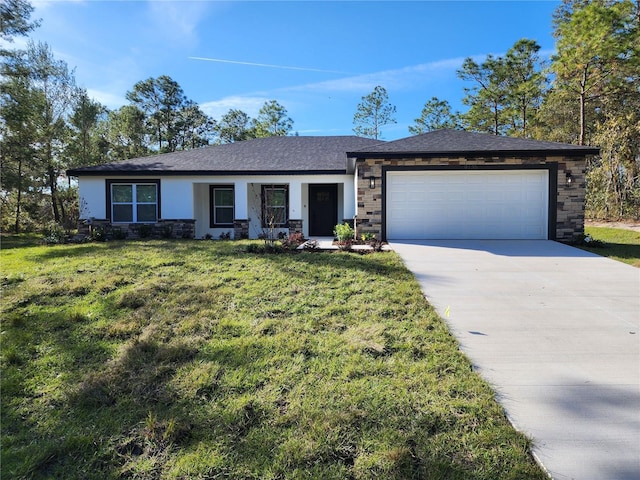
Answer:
xmin=1 ymin=236 xmax=547 ymax=479
xmin=581 ymin=226 xmax=640 ymax=267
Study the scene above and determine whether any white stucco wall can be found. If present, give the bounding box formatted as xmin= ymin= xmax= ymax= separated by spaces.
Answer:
xmin=78 ymin=177 xmax=106 ymax=219
xmin=76 ymin=174 xmax=355 ymax=239
xmin=160 ymin=177 xmax=194 ymax=219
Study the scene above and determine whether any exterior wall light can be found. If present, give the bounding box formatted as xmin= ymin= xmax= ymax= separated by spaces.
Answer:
xmin=369 ymin=176 xmax=376 ymax=189
xmin=566 ymin=171 xmax=573 ymax=185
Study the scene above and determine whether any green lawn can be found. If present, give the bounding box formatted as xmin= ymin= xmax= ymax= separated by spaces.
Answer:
xmin=1 ymin=238 xmax=547 ymax=479
xmin=582 ymin=226 xmax=640 ymax=267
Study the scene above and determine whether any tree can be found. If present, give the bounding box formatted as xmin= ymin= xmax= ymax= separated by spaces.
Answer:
xmin=252 ymin=100 xmax=294 ymax=137
xmin=67 ymin=88 xmax=107 ymax=168
xmin=409 ymin=97 xmax=461 ymax=134
xmin=458 ymin=38 xmax=547 ymax=137
xmin=0 ymin=0 xmax=40 ymax=49
xmin=547 ymin=0 xmax=639 ymax=219
xmin=457 ymin=55 xmax=509 ymax=135
xmin=353 ymin=85 xmax=396 ymax=140
xmin=549 ymin=0 xmax=638 ymax=145
xmin=214 ymin=109 xmax=253 ymax=144
xmin=126 ymin=75 xmax=187 ymax=152
xmin=13 ymin=41 xmax=76 ymax=224
xmin=503 ymin=39 xmax=546 ymax=137
xmin=175 ymin=100 xmax=214 ymax=150
xmin=0 ymin=72 xmax=44 ymax=232
xmin=105 ymin=105 xmax=149 ymax=160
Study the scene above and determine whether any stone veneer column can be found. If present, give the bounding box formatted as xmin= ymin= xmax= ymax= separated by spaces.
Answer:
xmin=356 ymin=160 xmax=384 ymax=239
xmin=554 ymin=156 xmax=587 ymax=241
xmin=233 ymin=219 xmax=249 ymax=240
xmin=288 ymin=219 xmax=303 ymax=237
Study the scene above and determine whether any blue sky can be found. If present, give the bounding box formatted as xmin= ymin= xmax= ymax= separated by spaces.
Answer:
xmin=16 ymin=0 xmax=560 ymax=140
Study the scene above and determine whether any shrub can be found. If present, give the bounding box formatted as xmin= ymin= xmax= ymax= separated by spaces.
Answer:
xmin=160 ymin=224 xmax=174 ymax=239
xmin=574 ymin=233 xmax=606 ymax=248
xmin=42 ymin=222 xmax=66 ymax=245
xmin=90 ymin=225 xmax=107 ymax=242
xmin=246 ymin=243 xmax=263 ymax=254
xmin=360 ymin=232 xmax=376 ymax=242
xmin=334 ymin=222 xmax=355 ymax=242
xmin=112 ymin=227 xmax=127 ymax=240
xmin=137 ymin=224 xmax=153 ymax=238
xmin=219 ymin=231 xmax=231 ymax=240
xmin=281 ymin=232 xmax=305 ymax=250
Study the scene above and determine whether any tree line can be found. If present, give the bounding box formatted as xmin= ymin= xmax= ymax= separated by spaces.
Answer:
xmin=1 ymin=0 xmax=638 ymax=234
xmin=353 ymin=0 xmax=639 ymax=219
xmin=0 ymin=1 xmax=295 ymax=233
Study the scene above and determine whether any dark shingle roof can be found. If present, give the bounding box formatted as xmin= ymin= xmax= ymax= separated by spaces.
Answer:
xmin=347 ymin=130 xmax=600 ymax=158
xmin=67 ymin=136 xmax=384 ymax=176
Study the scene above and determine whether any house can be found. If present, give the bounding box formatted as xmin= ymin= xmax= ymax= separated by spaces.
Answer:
xmin=67 ymin=130 xmax=599 ymax=242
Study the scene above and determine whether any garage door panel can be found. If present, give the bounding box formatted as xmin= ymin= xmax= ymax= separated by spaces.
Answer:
xmin=386 ymin=170 xmax=548 ymax=240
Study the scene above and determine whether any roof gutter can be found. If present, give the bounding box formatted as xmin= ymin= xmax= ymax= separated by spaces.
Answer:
xmin=346 ymin=148 xmax=600 ymax=160
xmin=65 ymin=169 xmax=349 ymax=177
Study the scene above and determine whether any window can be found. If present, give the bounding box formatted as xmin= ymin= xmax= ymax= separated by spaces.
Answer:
xmin=210 ymin=185 xmax=235 ymax=227
xmin=109 ymin=182 xmax=158 ymax=223
xmin=262 ymin=185 xmax=288 ymax=227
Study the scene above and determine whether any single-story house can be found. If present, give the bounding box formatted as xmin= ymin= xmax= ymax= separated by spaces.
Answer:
xmin=67 ymin=129 xmax=599 ymax=242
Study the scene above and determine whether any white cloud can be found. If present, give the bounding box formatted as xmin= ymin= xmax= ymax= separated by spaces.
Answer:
xmin=146 ymin=1 xmax=212 ymax=47
xmin=278 ymin=56 xmax=470 ymax=96
xmin=199 ymin=96 xmax=269 ymax=119
xmin=86 ymin=88 xmax=127 ymax=110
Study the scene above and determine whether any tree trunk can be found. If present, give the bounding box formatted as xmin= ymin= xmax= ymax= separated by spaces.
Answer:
xmin=47 ymin=163 xmax=60 ymax=222
xmin=14 ymin=157 xmax=23 ymax=234
xmin=578 ymin=67 xmax=588 ymax=146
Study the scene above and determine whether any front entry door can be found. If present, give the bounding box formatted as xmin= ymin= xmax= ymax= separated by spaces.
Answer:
xmin=309 ymin=184 xmax=338 ymax=236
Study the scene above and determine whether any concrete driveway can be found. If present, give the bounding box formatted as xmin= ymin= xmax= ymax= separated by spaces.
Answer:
xmin=390 ymin=240 xmax=640 ymax=480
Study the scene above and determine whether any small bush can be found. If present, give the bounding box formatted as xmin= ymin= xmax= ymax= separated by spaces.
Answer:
xmin=112 ymin=227 xmax=128 ymax=240
xmin=137 ymin=224 xmax=153 ymax=238
xmin=334 ymin=222 xmax=355 ymax=242
xmin=161 ymin=224 xmax=174 ymax=239
xmin=337 ymin=239 xmax=353 ymax=251
xmin=42 ymin=222 xmax=66 ymax=245
xmin=246 ymin=243 xmax=263 ymax=254
xmin=360 ymin=232 xmax=376 ymax=242
xmin=219 ymin=231 xmax=231 ymax=240
xmin=574 ymin=233 xmax=607 ymax=248
xmin=91 ymin=225 xmax=107 ymax=242
xmin=282 ymin=232 xmax=305 ymax=250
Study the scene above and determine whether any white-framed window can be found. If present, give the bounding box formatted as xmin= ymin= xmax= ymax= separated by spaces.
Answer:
xmin=109 ymin=182 xmax=158 ymax=223
xmin=262 ymin=185 xmax=288 ymax=227
xmin=210 ymin=185 xmax=235 ymax=227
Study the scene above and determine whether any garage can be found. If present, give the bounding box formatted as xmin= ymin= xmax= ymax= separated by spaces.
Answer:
xmin=386 ymin=169 xmax=549 ymax=240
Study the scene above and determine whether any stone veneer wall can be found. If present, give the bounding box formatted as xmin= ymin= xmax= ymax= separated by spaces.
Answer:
xmin=233 ymin=219 xmax=250 ymax=240
xmin=78 ymin=219 xmax=196 ymax=239
xmin=356 ymin=155 xmax=588 ymax=242
xmin=288 ymin=219 xmax=303 ymax=237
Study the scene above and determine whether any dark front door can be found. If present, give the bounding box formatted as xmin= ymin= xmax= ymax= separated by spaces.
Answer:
xmin=309 ymin=184 xmax=338 ymax=236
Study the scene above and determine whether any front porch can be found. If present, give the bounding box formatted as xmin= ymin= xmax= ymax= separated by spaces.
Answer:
xmin=192 ymin=176 xmax=354 ymax=240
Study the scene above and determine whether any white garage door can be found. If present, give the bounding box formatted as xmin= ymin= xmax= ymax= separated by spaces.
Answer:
xmin=386 ymin=170 xmax=549 ymax=240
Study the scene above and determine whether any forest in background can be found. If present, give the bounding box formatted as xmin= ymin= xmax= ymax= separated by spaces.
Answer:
xmin=1 ymin=0 xmax=638 ymax=234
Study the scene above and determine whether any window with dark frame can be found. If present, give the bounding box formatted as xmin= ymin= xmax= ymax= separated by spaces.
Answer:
xmin=210 ymin=185 xmax=235 ymax=227
xmin=110 ymin=183 xmax=158 ymax=223
xmin=261 ymin=185 xmax=288 ymax=228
